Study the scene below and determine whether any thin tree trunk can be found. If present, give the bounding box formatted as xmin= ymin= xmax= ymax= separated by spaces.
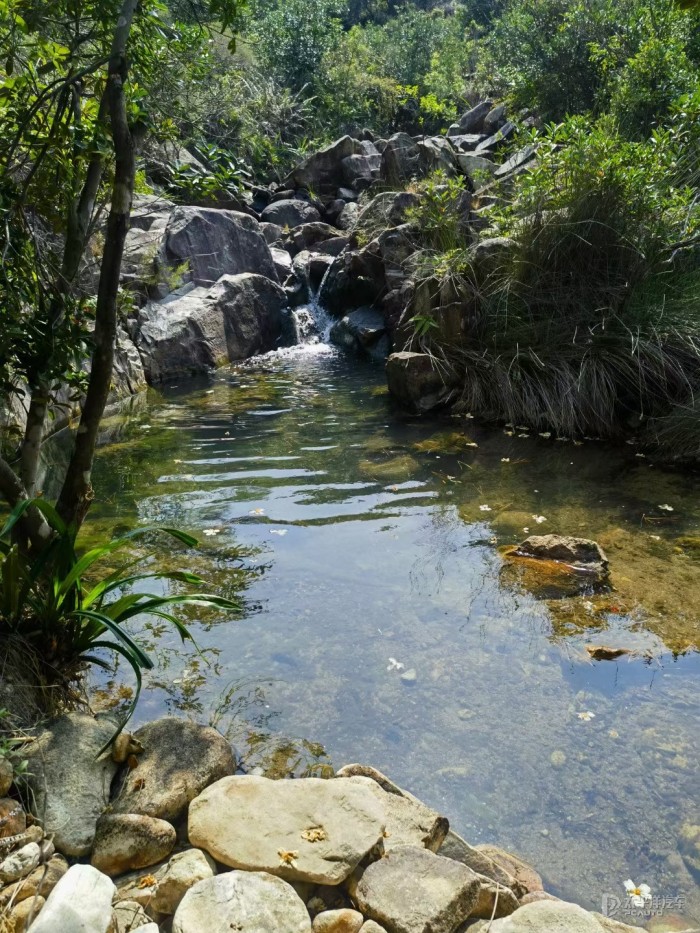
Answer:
xmin=0 ymin=456 xmax=52 ymax=548
xmin=56 ymin=0 xmax=140 ymax=529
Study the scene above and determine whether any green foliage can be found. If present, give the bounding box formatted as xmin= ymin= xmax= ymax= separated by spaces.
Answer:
xmin=0 ymin=499 xmax=239 ymax=735
xmin=163 ymin=143 xmax=251 ymax=204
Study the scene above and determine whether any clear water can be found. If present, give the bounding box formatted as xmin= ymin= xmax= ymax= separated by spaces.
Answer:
xmin=85 ymin=330 xmax=700 ymax=927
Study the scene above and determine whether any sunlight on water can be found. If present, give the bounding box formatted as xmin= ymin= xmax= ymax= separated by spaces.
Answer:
xmin=86 ymin=351 xmax=700 ymax=925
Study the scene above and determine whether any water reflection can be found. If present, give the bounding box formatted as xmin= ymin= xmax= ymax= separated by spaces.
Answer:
xmin=87 ymin=351 xmax=700 ymax=924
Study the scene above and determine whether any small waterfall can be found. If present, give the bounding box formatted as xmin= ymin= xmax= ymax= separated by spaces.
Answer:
xmin=291 ymin=271 xmax=334 ymax=349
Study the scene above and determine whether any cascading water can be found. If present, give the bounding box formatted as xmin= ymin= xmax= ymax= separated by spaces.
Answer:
xmin=289 ymin=266 xmax=335 ymax=352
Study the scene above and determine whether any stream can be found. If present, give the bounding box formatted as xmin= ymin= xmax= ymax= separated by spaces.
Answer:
xmin=81 ymin=308 xmax=700 ymax=926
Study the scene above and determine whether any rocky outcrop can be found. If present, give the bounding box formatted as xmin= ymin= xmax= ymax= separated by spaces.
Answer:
xmin=136 ymin=273 xmax=290 ymax=382
xmin=163 ymin=207 xmax=277 ymax=286
xmin=23 ymin=713 xmax=118 ymax=857
xmin=287 ymin=136 xmax=366 ymax=197
xmin=111 ymin=717 xmax=236 ymax=822
xmin=188 ymin=774 xmax=386 ymax=884
xmin=172 ymin=871 xmax=312 ymax=933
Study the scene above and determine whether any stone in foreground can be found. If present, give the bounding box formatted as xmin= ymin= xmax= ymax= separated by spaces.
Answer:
xmin=111 ymin=717 xmax=235 ymax=822
xmin=313 ymin=908 xmax=365 ymax=933
xmin=438 ymin=831 xmax=518 ymax=891
xmin=26 ymin=863 xmax=115 ymax=933
xmin=349 ymin=844 xmax=480 ymax=933
xmin=188 ymin=774 xmax=386 ymax=884
xmin=385 ymin=352 xmax=451 ymax=414
xmin=480 ymin=899 xmax=614 ymax=931
xmin=172 ymin=870 xmax=311 ymax=933
xmin=24 ymin=713 xmax=118 ymax=857
xmin=90 ymin=813 xmax=176 ymax=877
xmin=474 ymin=845 xmax=543 ymax=897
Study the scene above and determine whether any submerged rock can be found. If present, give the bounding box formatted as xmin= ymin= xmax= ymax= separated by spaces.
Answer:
xmin=349 ymin=844 xmax=480 ymax=933
xmin=172 ymin=870 xmax=312 ymax=933
xmin=502 ymin=535 xmax=610 ymax=599
xmin=188 ymin=774 xmax=386 ymax=884
xmin=111 ymin=717 xmax=235 ymax=822
xmin=23 ymin=713 xmax=118 ymax=857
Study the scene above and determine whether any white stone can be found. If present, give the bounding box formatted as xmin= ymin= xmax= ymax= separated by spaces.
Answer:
xmin=172 ymin=870 xmax=311 ymax=933
xmin=151 ymin=848 xmax=217 ymax=914
xmin=0 ymin=843 xmax=41 ymax=883
xmin=188 ymin=775 xmax=386 ymax=884
xmin=27 ymin=864 xmax=116 ymax=933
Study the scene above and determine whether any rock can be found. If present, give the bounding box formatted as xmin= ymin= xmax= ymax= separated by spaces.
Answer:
xmin=188 ymin=774 xmax=386 ymax=884
xmin=471 ymin=237 xmax=515 ymax=267
xmin=357 ymin=192 xmax=420 ymax=231
xmin=483 ymin=900 xmax=610 ymax=931
xmin=336 ymin=766 xmax=447 ymax=853
xmin=494 ymin=146 xmax=536 ymax=179
xmin=90 ymin=813 xmax=176 ymax=877
xmin=0 ymin=855 xmax=68 ymax=909
xmin=516 ymin=891 xmax=559 ymax=906
xmin=0 ymin=758 xmax=13 ymax=796
xmin=483 ymin=104 xmax=507 ymax=134
xmin=470 ymin=875 xmax=519 ymax=919
xmin=456 ymin=154 xmax=496 ymax=184
xmin=400 ymin=668 xmax=417 ymax=684
xmin=130 ymin=193 xmax=175 ymax=232
xmin=110 ymin=900 xmax=153 ymax=933
xmin=261 ymin=199 xmax=322 ymax=229
xmin=514 ymin=535 xmax=609 ymax=573
xmin=0 ymin=843 xmax=41 ymax=883
xmin=380 ymin=133 xmax=421 ymax=184
xmin=172 ymin=870 xmax=312 ymax=933
xmin=592 ymin=914 xmax=647 ymax=932
xmin=26 ymin=864 xmax=116 ymax=933
xmin=585 ymin=645 xmax=630 ymax=661
xmin=336 ymin=202 xmax=359 ymax=230
xmin=360 ymin=924 xmax=388 ymax=933
xmin=449 ymin=134 xmax=486 ymax=151
xmin=330 ymin=308 xmax=388 ymax=358
xmin=23 ymin=713 xmax=118 ymax=857
xmin=261 ymin=221 xmax=285 ymax=245
xmin=337 ymin=187 xmax=357 ymax=201
xmin=474 ymin=846 xmax=543 ymax=897
xmin=438 ymin=832 xmax=517 ymax=890
xmin=342 ymin=154 xmax=380 ymax=190
xmin=112 ymin=718 xmax=235 ymax=822
xmin=455 ymin=101 xmax=493 ymax=135
xmin=386 ymin=352 xmax=451 ymax=413
xmin=349 ymin=845 xmax=480 ymax=933
xmin=417 ymin=137 xmax=459 ymax=176
xmin=112 ymin=329 xmax=147 ymax=400
xmin=318 ymin=250 xmax=383 ymax=313
xmin=288 ymin=136 xmax=365 ymax=197
xmin=8 ymin=894 xmax=45 ymax=931
xmin=288 ymin=222 xmax=342 ymax=255
xmin=137 ymin=273 xmax=289 ymax=382
xmin=316 ymin=236 xmax=350 ymax=257
xmin=313 ymin=909 xmax=365 ymax=933
xmin=163 ymin=207 xmax=276 ymax=287
xmin=272 ymin=247 xmax=293 ymax=283
xmin=149 ymin=848 xmax=217 ymax=915
xmin=679 ymin=822 xmax=700 ymax=880
xmin=0 ymin=798 xmax=26 ymax=838
xmin=476 ymin=122 xmax=516 ymax=152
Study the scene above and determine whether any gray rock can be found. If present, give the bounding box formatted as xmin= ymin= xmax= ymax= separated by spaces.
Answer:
xmin=473 ymin=846 xmax=543 ymax=897
xmin=163 ymin=207 xmax=276 ymax=287
xmin=679 ymin=822 xmax=700 ymax=880
xmin=272 ymin=247 xmax=293 ymax=283
xmin=449 ymin=134 xmax=487 ymax=152
xmin=484 ymin=900 xmax=609 ymax=931
xmin=342 ymin=154 xmax=380 ymax=190
xmin=315 ymin=236 xmax=350 ymax=257
xmin=349 ymin=845 xmax=480 ymax=933
xmin=380 ymin=133 xmax=421 ymax=184
xmin=172 ymin=870 xmax=312 ymax=933
xmin=130 ymin=193 xmax=175 ymax=232
xmin=288 ymin=136 xmax=365 ymax=196
xmin=336 ymin=767 xmax=447 ymax=852
xmin=456 ymin=101 xmax=493 ymax=135
xmin=337 ymin=187 xmax=358 ymax=201
xmin=357 ymin=192 xmax=420 ymax=232
xmin=137 ymin=273 xmax=289 ymax=382
xmin=437 ymin=832 xmax=517 ymax=891
xmin=0 ymin=842 xmax=41 ymax=883
xmin=111 ymin=900 xmax=152 ymax=933
xmin=111 ymin=717 xmax=235 ymax=822
xmin=483 ymin=103 xmax=507 ymax=134
xmin=494 ymin=146 xmax=536 ymax=179
xmin=592 ymin=915 xmax=647 ymax=932
xmin=261 ymin=199 xmax=322 ymax=229
xmin=288 ymin=222 xmax=342 ymax=255
xmin=470 ymin=875 xmax=519 ymax=920
xmin=152 ymin=848 xmax=217 ymax=915
xmin=360 ymin=924 xmax=388 ymax=933
xmin=90 ymin=813 xmax=176 ymax=877
xmin=471 ymin=237 xmax=515 ymax=266
xmin=330 ymin=308 xmax=387 ymax=357
xmin=386 ymin=352 xmax=451 ymax=414
xmin=417 ymin=137 xmax=459 ymax=176
xmin=456 ymin=154 xmax=496 ymax=184
xmin=188 ymin=774 xmax=386 ymax=885
xmin=260 ymin=221 xmax=285 ymax=245
xmin=337 ymin=202 xmax=360 ymax=231
xmin=313 ymin=909 xmax=365 ymax=933
xmin=112 ymin=330 xmax=147 ymax=400
xmin=476 ymin=122 xmax=516 ymax=152
xmin=24 ymin=713 xmax=118 ymax=857
xmin=514 ymin=535 xmax=609 ymax=573
xmin=27 ymin=864 xmax=116 ymax=933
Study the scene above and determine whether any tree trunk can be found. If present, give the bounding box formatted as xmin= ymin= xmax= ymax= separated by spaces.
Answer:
xmin=55 ymin=0 xmax=141 ymax=529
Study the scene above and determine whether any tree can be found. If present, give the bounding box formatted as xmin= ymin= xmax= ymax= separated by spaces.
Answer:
xmin=0 ymin=0 xmax=241 ymax=548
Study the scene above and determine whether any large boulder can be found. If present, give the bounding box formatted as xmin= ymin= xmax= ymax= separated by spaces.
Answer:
xmin=417 ymin=137 xmax=460 ymax=176
xmin=23 ymin=714 xmax=118 ymax=857
xmin=261 ymin=199 xmax=322 ymax=229
xmin=188 ymin=774 xmax=386 ymax=885
xmin=452 ymin=101 xmax=493 ymax=135
xmin=357 ymin=192 xmax=420 ymax=232
xmin=349 ymin=845 xmax=480 ymax=933
xmin=330 ymin=308 xmax=388 ymax=360
xmin=136 ymin=273 xmax=290 ymax=383
xmin=173 ymin=871 xmax=311 ymax=933
xmin=341 ymin=153 xmax=380 ymax=191
xmin=479 ymin=900 xmax=613 ymax=932
xmin=163 ymin=207 xmax=276 ymax=287
xmin=26 ymin=864 xmax=116 ymax=933
xmin=437 ymin=832 xmax=518 ymax=891
xmin=386 ymin=352 xmax=452 ymax=413
xmin=288 ymin=136 xmax=365 ymax=197
xmin=111 ymin=717 xmax=235 ymax=822
xmin=380 ymin=134 xmax=422 ymax=185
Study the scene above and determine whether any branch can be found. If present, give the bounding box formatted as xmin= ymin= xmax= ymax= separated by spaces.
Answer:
xmin=0 ymin=455 xmax=51 ymax=549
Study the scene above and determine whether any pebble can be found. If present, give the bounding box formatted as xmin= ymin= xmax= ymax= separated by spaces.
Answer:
xmin=550 ymin=750 xmax=566 ymax=768
xmin=400 ymin=668 xmax=417 ymax=684
xmin=0 ymin=842 xmax=41 ymax=883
